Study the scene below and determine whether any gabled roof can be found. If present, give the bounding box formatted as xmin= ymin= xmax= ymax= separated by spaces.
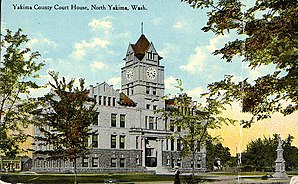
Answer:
xmin=132 ymin=34 xmax=150 ymax=54
xmin=131 ymin=34 xmax=150 ymax=60
xmin=118 ymin=92 xmax=137 ymax=107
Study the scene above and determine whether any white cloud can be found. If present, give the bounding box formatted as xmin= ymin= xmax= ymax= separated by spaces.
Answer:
xmin=180 ymin=35 xmax=229 ymax=73
xmin=173 ymin=20 xmax=193 ymax=31
xmin=173 ymin=21 xmax=184 ymax=29
xmin=165 ymin=76 xmax=178 ymax=90
xmin=187 ymin=87 xmax=205 ymax=99
xmin=26 ymin=38 xmax=58 ymax=49
xmin=72 ymin=37 xmax=110 ymax=60
xmin=159 ymin=43 xmax=180 ymax=59
xmin=90 ymin=61 xmax=107 ymax=70
xmin=88 ymin=16 xmax=112 ymax=34
xmin=180 ymin=47 xmax=206 ymax=73
xmin=207 ymin=35 xmax=229 ymax=52
xmin=151 ymin=17 xmax=162 ymax=25
xmin=108 ymin=77 xmax=121 ymax=89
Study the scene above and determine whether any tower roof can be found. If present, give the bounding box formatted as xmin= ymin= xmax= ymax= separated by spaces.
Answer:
xmin=131 ymin=34 xmax=150 ymax=60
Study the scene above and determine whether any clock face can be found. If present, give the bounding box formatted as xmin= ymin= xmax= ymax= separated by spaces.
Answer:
xmin=126 ymin=69 xmax=134 ymax=80
xmin=147 ymin=67 xmax=157 ymax=80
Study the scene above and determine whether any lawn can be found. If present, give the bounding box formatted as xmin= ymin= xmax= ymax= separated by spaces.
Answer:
xmin=0 ymin=173 xmax=176 ymax=184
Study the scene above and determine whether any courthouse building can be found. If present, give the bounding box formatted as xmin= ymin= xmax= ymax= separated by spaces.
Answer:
xmin=32 ymin=34 xmax=207 ymax=173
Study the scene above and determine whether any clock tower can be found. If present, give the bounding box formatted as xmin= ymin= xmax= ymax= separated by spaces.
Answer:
xmin=121 ymin=34 xmax=164 ymax=109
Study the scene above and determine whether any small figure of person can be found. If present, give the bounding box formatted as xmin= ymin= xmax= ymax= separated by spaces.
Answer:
xmin=174 ymin=168 xmax=180 ymax=184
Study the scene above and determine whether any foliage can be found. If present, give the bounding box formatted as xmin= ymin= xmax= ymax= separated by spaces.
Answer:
xmin=32 ymin=71 xmax=97 ymax=183
xmin=241 ymin=134 xmax=298 ymax=171
xmin=206 ymin=138 xmax=231 ymax=171
xmin=159 ymin=79 xmax=236 ymax=175
xmin=181 ymin=0 xmax=298 ymax=127
xmin=0 ymin=29 xmax=44 ymax=157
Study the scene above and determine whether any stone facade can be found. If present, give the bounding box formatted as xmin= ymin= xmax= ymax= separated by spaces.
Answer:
xmin=31 ymin=34 xmax=207 ymax=173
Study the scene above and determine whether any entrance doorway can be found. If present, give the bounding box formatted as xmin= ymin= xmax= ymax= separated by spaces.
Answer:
xmin=145 ymin=137 xmax=157 ymax=167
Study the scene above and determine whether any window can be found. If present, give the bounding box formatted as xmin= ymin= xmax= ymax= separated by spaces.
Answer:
xmin=146 ymin=86 xmax=150 ymax=94
xmin=146 ymin=104 xmax=150 ymax=109
xmin=112 ymin=98 xmax=116 ymax=106
xmin=127 ymin=88 xmax=129 ymax=95
xmin=136 ymin=157 xmax=140 ymax=165
xmin=148 ymin=52 xmax=154 ymax=60
xmin=136 ymin=136 xmax=139 ymax=149
xmin=177 ymin=139 xmax=181 ymax=151
xmin=149 ymin=117 xmax=154 ymax=130
xmin=170 ymin=125 xmax=174 ymax=132
xmin=108 ymin=97 xmax=111 ymax=106
xmin=82 ymin=157 xmax=88 ymax=167
xmin=145 ymin=116 xmax=148 ymax=129
xmin=103 ymin=96 xmax=106 ymax=105
xmin=177 ymin=126 xmax=181 ymax=132
xmin=111 ymin=158 xmax=117 ymax=167
xmin=170 ymin=120 xmax=174 ymax=131
xmin=153 ymin=105 xmax=157 ymax=110
xmin=94 ymin=95 xmax=97 ymax=103
xmin=153 ymin=87 xmax=156 ymax=95
xmin=120 ymin=158 xmax=125 ymax=167
xmin=120 ymin=114 xmax=126 ymax=128
xmin=166 ymin=139 xmax=169 ymax=150
xmin=92 ymin=158 xmax=98 ymax=167
xmin=92 ymin=134 xmax=98 ymax=148
xmin=111 ymin=135 xmax=116 ymax=148
xmin=93 ymin=112 xmax=99 ymax=125
xmin=177 ymin=159 xmax=182 ymax=167
xmin=120 ymin=135 xmax=125 ymax=149
xmin=111 ymin=114 xmax=117 ymax=127
xmin=98 ymin=96 xmax=102 ymax=105
xmin=171 ymin=139 xmax=174 ymax=151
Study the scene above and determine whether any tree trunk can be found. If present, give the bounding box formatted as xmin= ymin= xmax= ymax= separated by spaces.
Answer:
xmin=192 ymin=150 xmax=195 ymax=177
xmin=74 ymin=158 xmax=77 ymax=184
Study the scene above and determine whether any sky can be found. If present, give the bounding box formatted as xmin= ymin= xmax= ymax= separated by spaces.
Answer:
xmin=2 ymin=0 xmax=297 ymax=156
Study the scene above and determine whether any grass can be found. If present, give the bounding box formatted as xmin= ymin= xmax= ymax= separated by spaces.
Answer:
xmin=0 ymin=171 xmax=297 ymax=184
xmin=0 ymin=173 xmax=176 ymax=184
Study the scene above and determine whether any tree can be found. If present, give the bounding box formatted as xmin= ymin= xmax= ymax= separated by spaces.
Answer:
xmin=241 ymin=134 xmax=298 ymax=171
xmin=0 ymin=29 xmax=44 ymax=157
xmin=33 ymin=71 xmax=97 ymax=184
xmin=160 ymin=79 xmax=235 ymax=177
xmin=181 ymin=0 xmax=298 ymax=127
xmin=206 ymin=138 xmax=231 ymax=171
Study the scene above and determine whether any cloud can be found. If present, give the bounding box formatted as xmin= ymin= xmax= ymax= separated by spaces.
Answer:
xmin=207 ymin=35 xmax=229 ymax=52
xmin=72 ymin=37 xmax=110 ymax=60
xmin=187 ymin=87 xmax=205 ymax=100
xmin=173 ymin=21 xmax=184 ymax=29
xmin=180 ymin=35 xmax=229 ymax=73
xmin=151 ymin=17 xmax=162 ymax=25
xmin=180 ymin=47 xmax=206 ymax=73
xmin=108 ymin=77 xmax=121 ymax=89
xmin=165 ymin=76 xmax=178 ymax=90
xmin=159 ymin=43 xmax=180 ymax=59
xmin=173 ymin=20 xmax=193 ymax=31
xmin=88 ymin=17 xmax=112 ymax=34
xmin=90 ymin=61 xmax=107 ymax=70
xmin=26 ymin=38 xmax=58 ymax=49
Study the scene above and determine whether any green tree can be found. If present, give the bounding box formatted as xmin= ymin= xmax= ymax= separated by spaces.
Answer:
xmin=241 ymin=134 xmax=298 ymax=171
xmin=206 ymin=138 xmax=231 ymax=171
xmin=33 ymin=71 xmax=97 ymax=184
xmin=181 ymin=0 xmax=298 ymax=127
xmin=0 ymin=29 xmax=44 ymax=157
xmin=160 ymin=79 xmax=235 ymax=177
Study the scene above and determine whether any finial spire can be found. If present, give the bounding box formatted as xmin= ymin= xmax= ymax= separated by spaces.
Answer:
xmin=141 ymin=22 xmax=144 ymax=35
